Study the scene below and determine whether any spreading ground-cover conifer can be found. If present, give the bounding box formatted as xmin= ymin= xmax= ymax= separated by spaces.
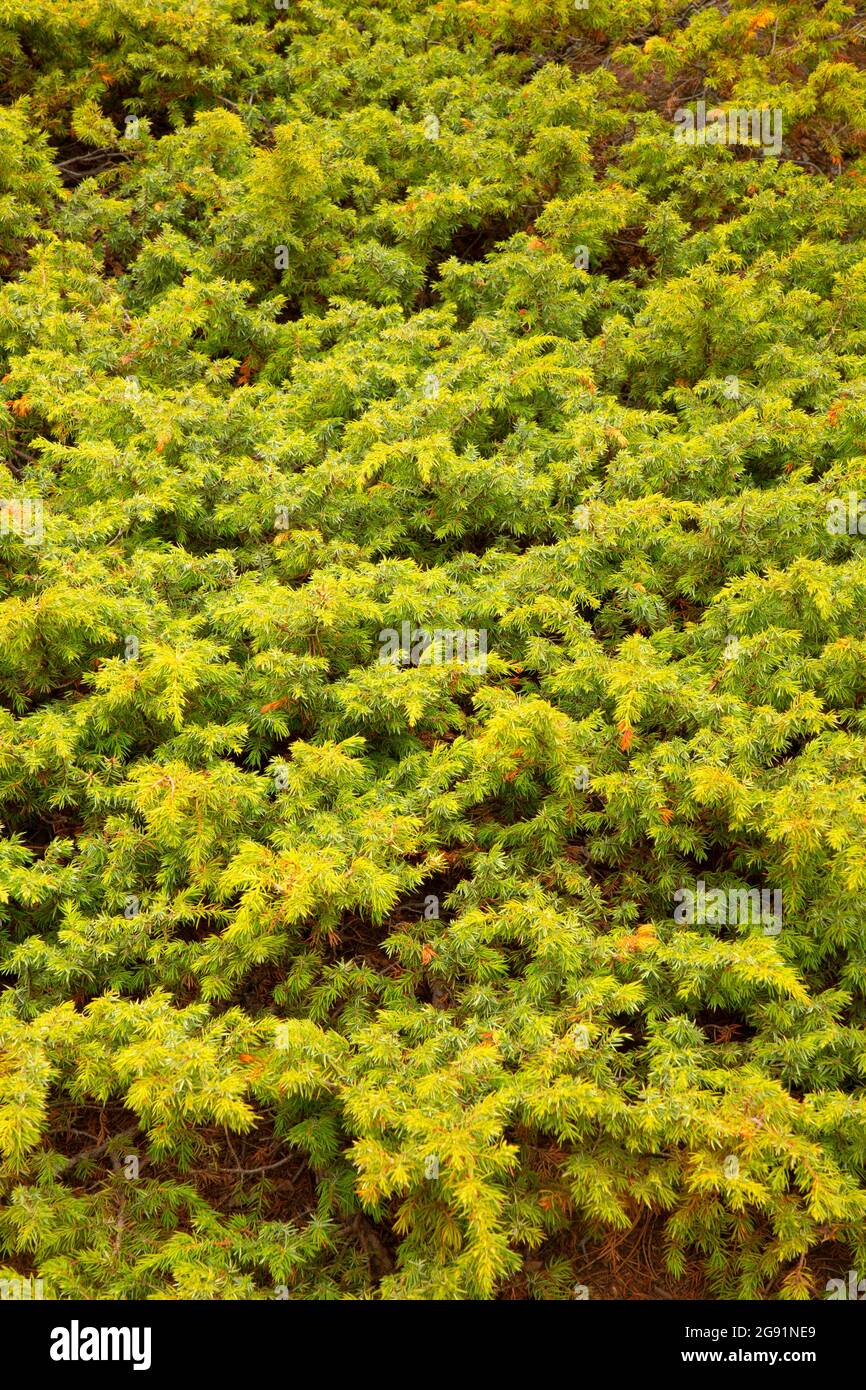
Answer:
xmin=1 ymin=0 xmax=866 ymax=1301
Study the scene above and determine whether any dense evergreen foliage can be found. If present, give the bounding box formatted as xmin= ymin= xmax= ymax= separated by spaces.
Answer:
xmin=2 ymin=0 xmax=866 ymax=1300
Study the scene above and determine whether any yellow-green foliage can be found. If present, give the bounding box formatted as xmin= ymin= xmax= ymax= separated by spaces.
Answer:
xmin=1 ymin=0 xmax=866 ymax=1301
